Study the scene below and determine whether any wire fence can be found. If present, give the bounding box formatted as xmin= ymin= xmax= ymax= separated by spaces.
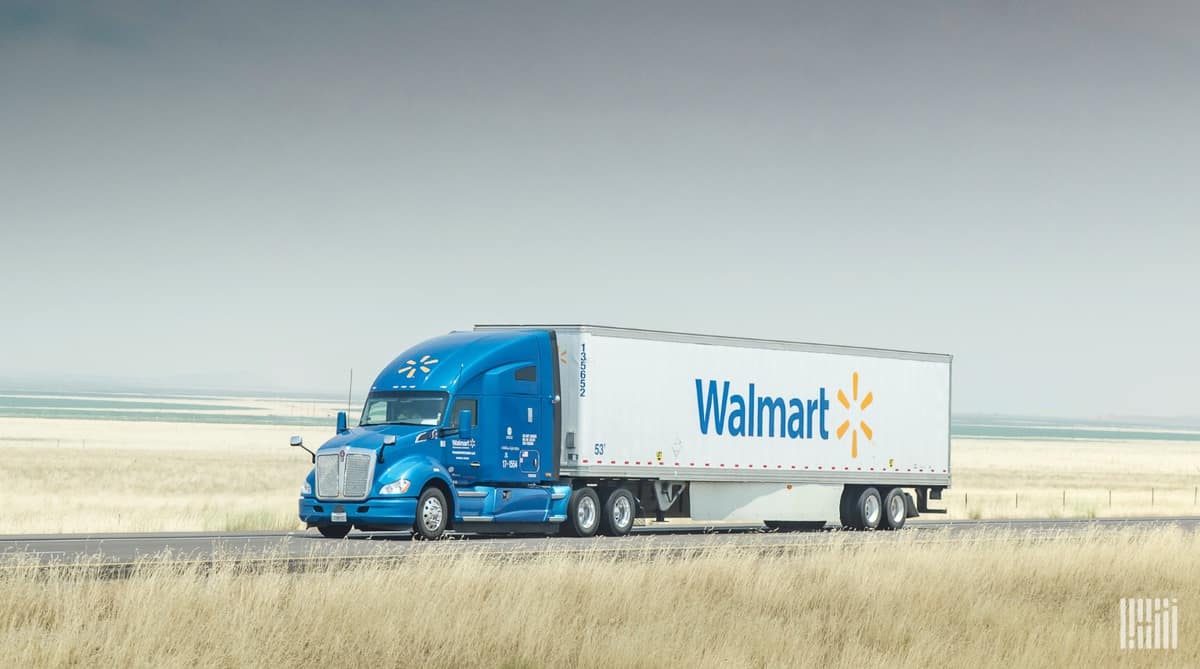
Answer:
xmin=948 ymin=487 xmax=1200 ymax=519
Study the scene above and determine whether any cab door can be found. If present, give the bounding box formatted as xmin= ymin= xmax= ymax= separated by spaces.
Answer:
xmin=445 ymin=396 xmax=479 ymax=486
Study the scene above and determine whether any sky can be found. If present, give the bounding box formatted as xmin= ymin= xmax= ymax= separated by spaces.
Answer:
xmin=1 ymin=1 xmax=1197 ymax=418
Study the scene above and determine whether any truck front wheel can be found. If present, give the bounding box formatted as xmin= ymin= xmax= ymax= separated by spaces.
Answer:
xmin=561 ymin=487 xmax=600 ymax=537
xmin=413 ymin=487 xmax=448 ymax=540
xmin=317 ymin=524 xmax=351 ymax=539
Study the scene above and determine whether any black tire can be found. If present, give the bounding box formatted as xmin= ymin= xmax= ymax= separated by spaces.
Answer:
xmin=599 ymin=488 xmax=636 ymax=537
xmin=880 ymin=488 xmax=907 ymax=530
xmin=839 ymin=486 xmax=857 ymax=529
xmin=842 ymin=486 xmax=882 ymax=530
xmin=413 ymin=487 xmax=449 ymax=540
xmin=317 ymin=524 xmax=351 ymax=539
xmin=560 ymin=487 xmax=600 ymax=537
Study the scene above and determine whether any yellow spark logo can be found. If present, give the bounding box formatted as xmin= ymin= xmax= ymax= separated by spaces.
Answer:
xmin=835 ymin=371 xmax=874 ymax=458
xmin=559 ymin=349 xmax=568 ymax=365
xmin=397 ymin=354 xmax=439 ymax=379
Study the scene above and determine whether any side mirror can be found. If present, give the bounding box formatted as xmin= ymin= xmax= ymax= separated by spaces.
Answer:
xmin=458 ymin=410 xmax=473 ymax=440
xmin=336 ymin=411 xmax=348 ymax=434
xmin=290 ymin=435 xmax=315 ymax=462
xmin=378 ymin=434 xmax=397 ymax=464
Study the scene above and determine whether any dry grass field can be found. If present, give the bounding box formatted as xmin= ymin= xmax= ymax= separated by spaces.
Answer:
xmin=0 ymin=417 xmax=315 ymax=533
xmin=1 ymin=528 xmax=1195 ymax=668
xmin=0 ymin=415 xmax=1198 ymax=533
xmin=946 ymin=438 xmax=1200 ymax=519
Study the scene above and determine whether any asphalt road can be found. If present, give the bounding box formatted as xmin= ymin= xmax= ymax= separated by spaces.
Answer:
xmin=2 ymin=516 xmax=1197 ymax=568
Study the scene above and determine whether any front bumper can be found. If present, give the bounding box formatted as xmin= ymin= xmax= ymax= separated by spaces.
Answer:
xmin=299 ymin=496 xmax=419 ymax=529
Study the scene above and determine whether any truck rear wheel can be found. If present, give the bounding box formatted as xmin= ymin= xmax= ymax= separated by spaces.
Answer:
xmin=317 ymin=524 xmax=351 ymax=539
xmin=599 ymin=488 xmax=635 ymax=537
xmin=413 ymin=487 xmax=448 ymax=540
xmin=841 ymin=486 xmax=882 ymax=530
xmin=880 ymin=488 xmax=907 ymax=530
xmin=561 ymin=487 xmax=600 ymax=537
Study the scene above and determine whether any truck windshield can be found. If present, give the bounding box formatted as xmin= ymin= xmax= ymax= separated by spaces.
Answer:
xmin=359 ymin=391 xmax=448 ymax=427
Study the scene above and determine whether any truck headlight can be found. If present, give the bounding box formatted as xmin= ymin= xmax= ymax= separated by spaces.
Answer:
xmin=380 ymin=479 xmax=411 ymax=495
xmin=301 ymin=482 xmax=312 ymax=495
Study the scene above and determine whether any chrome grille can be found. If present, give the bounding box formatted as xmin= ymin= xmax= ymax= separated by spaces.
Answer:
xmin=316 ymin=454 xmax=340 ymax=498
xmin=343 ymin=454 xmax=373 ymax=499
xmin=314 ymin=449 xmax=376 ymax=500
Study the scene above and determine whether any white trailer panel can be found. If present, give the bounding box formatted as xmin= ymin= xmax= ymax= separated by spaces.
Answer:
xmin=541 ymin=326 xmax=951 ymax=487
xmin=689 ymin=482 xmax=844 ymax=524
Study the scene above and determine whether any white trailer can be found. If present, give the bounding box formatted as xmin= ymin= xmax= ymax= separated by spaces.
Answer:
xmin=481 ymin=324 xmax=952 ymax=530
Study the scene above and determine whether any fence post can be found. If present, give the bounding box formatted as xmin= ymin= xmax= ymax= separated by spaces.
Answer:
xmin=1062 ymin=489 xmax=1066 ymax=509
xmin=1109 ymin=489 xmax=1112 ymax=508
xmin=1151 ymin=488 xmax=1155 ymax=506
xmin=1015 ymin=492 xmax=1018 ymax=509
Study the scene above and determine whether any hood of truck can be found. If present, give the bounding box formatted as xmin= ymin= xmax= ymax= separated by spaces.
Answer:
xmin=315 ymin=424 xmax=429 ymax=453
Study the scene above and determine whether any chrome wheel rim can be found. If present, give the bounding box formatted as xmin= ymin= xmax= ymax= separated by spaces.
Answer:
xmin=613 ymin=495 xmax=632 ymax=530
xmin=864 ymin=494 xmax=881 ymax=527
xmin=888 ymin=494 xmax=905 ymax=524
xmin=421 ymin=496 xmax=443 ymax=532
xmin=577 ymin=495 xmax=597 ymax=530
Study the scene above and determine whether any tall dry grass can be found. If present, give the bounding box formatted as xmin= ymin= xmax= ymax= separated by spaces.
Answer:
xmin=1 ymin=528 xmax=1196 ymax=668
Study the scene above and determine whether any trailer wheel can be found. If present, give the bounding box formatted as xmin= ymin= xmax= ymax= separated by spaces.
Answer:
xmin=317 ymin=524 xmax=351 ymax=539
xmin=600 ymin=488 xmax=635 ymax=537
xmin=561 ymin=487 xmax=600 ymax=537
xmin=880 ymin=488 xmax=907 ymax=530
xmin=839 ymin=487 xmax=857 ymax=528
xmin=413 ymin=487 xmax=448 ymax=540
xmin=842 ymin=486 xmax=882 ymax=530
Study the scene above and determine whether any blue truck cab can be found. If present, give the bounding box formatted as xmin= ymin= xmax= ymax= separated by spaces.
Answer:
xmin=294 ymin=328 xmax=592 ymax=539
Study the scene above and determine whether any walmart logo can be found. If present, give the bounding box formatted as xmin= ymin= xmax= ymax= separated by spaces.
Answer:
xmin=835 ymin=372 xmax=874 ymax=458
xmin=693 ymin=371 xmax=877 ymax=457
xmin=694 ymin=380 xmax=830 ymax=440
xmin=398 ymin=354 xmax=439 ymax=379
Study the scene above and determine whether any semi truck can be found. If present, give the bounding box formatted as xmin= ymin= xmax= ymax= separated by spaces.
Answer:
xmin=292 ymin=325 xmax=951 ymax=539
